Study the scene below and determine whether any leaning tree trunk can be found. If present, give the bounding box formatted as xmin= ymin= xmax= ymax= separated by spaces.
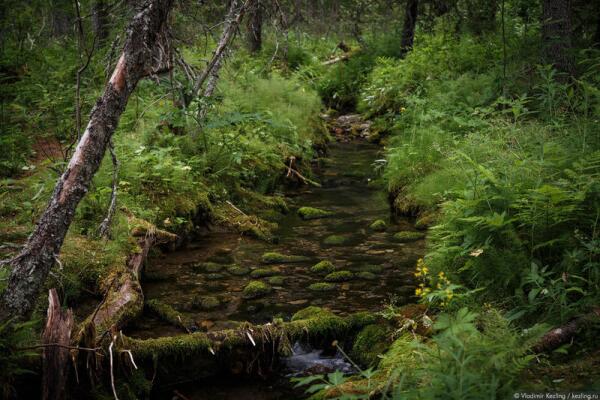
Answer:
xmin=542 ymin=0 xmax=575 ymax=76
xmin=245 ymin=0 xmax=262 ymax=53
xmin=400 ymin=0 xmax=419 ymax=55
xmin=0 ymin=0 xmax=174 ymax=323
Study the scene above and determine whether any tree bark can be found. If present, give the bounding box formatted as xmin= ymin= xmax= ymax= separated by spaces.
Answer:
xmin=42 ymin=289 xmax=74 ymax=400
xmin=400 ymin=0 xmax=419 ymax=54
xmin=246 ymin=0 xmax=262 ymax=53
xmin=542 ymin=0 xmax=575 ymax=76
xmin=0 ymin=0 xmax=174 ymax=323
xmin=533 ymin=308 xmax=600 ymax=353
xmin=92 ymin=0 xmax=110 ymax=43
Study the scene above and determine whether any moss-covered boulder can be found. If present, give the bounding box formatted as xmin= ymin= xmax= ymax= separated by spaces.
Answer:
xmin=308 ymin=282 xmax=336 ymax=292
xmin=242 ymin=281 xmax=272 ymax=299
xmin=250 ymin=268 xmax=277 ymax=278
xmin=369 ymin=219 xmax=387 ymax=231
xmin=355 ymin=271 xmax=377 ymax=281
xmin=324 ymin=270 xmax=353 ymax=282
xmin=323 ymin=235 xmax=348 ymax=245
xmin=356 ymin=264 xmax=383 ymax=274
xmin=351 ymin=324 xmax=390 ymax=367
xmin=202 ymin=262 xmax=225 ymax=273
xmin=227 ymin=265 xmax=250 ymax=276
xmin=298 ymin=206 xmax=333 ymax=220
xmin=193 ymin=295 xmax=220 ymax=310
xmin=291 ymin=306 xmax=334 ymax=321
xmin=393 ymin=231 xmax=425 ymax=242
xmin=310 ymin=260 xmax=336 ymax=274
xmin=415 ymin=212 xmax=436 ymax=230
xmin=261 ymin=252 xmax=310 ymax=264
xmin=268 ymin=276 xmax=285 ymax=286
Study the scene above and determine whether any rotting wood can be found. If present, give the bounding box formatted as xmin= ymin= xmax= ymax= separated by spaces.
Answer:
xmin=534 ymin=307 xmax=600 ymax=353
xmin=42 ymin=289 xmax=74 ymax=400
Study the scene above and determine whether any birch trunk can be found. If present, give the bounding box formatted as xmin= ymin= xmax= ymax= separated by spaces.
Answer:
xmin=0 ymin=0 xmax=174 ymax=322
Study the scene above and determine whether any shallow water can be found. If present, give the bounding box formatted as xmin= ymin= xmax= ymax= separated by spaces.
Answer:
xmin=128 ymin=140 xmax=424 ymax=339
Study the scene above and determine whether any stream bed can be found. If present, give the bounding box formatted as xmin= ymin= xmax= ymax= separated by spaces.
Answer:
xmin=128 ymin=138 xmax=425 ymax=398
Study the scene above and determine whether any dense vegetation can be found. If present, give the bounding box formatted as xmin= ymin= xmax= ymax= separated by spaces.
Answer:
xmin=0 ymin=0 xmax=599 ymax=398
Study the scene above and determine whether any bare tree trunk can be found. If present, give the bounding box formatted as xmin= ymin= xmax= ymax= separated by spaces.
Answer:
xmin=42 ymin=289 xmax=74 ymax=400
xmin=400 ymin=0 xmax=419 ymax=54
xmin=92 ymin=0 xmax=110 ymax=43
xmin=192 ymin=0 xmax=251 ymax=99
xmin=0 ymin=0 xmax=174 ymax=323
xmin=542 ymin=0 xmax=575 ymax=76
xmin=246 ymin=0 xmax=262 ymax=53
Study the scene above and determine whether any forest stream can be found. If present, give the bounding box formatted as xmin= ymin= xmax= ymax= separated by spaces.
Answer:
xmin=127 ymin=125 xmax=426 ymax=399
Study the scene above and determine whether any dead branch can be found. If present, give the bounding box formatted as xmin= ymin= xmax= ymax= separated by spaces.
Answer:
xmin=99 ymin=140 xmax=119 ymax=239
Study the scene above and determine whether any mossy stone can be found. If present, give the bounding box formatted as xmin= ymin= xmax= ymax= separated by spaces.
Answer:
xmin=369 ymin=219 xmax=387 ymax=231
xmin=268 ymin=276 xmax=285 ymax=286
xmin=250 ymin=268 xmax=277 ymax=278
xmin=324 ymin=270 xmax=354 ymax=282
xmin=308 ymin=282 xmax=336 ymax=292
xmin=242 ymin=281 xmax=272 ymax=299
xmin=356 ymin=264 xmax=383 ymax=274
xmin=393 ymin=231 xmax=425 ymax=242
xmin=298 ymin=206 xmax=333 ymax=220
xmin=291 ymin=306 xmax=334 ymax=321
xmin=355 ymin=271 xmax=377 ymax=280
xmin=193 ymin=295 xmax=220 ymax=310
xmin=261 ymin=252 xmax=310 ymax=264
xmin=202 ymin=262 xmax=225 ymax=273
xmin=310 ymin=260 xmax=336 ymax=274
xmin=227 ymin=265 xmax=250 ymax=276
xmin=351 ymin=324 xmax=389 ymax=367
xmin=323 ymin=235 xmax=348 ymax=245
xmin=205 ymin=273 xmax=225 ymax=280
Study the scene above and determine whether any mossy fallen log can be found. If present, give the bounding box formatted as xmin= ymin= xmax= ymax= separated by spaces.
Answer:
xmin=122 ymin=309 xmax=376 ymax=382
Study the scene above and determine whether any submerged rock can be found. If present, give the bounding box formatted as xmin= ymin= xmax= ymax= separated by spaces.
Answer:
xmin=205 ymin=273 xmax=226 ymax=280
xmin=325 ymin=270 xmax=354 ymax=282
xmin=242 ymin=281 xmax=272 ymax=299
xmin=355 ymin=271 xmax=377 ymax=280
xmin=261 ymin=252 xmax=310 ymax=264
xmin=227 ymin=265 xmax=250 ymax=276
xmin=268 ymin=275 xmax=285 ymax=286
xmin=369 ymin=219 xmax=387 ymax=231
xmin=310 ymin=260 xmax=336 ymax=274
xmin=393 ymin=231 xmax=426 ymax=242
xmin=308 ymin=282 xmax=337 ymax=292
xmin=193 ymin=295 xmax=220 ymax=310
xmin=298 ymin=206 xmax=333 ymax=220
xmin=323 ymin=235 xmax=348 ymax=245
xmin=250 ymin=268 xmax=277 ymax=278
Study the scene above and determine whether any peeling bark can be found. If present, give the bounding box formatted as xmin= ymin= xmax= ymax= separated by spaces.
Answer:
xmin=0 ymin=0 xmax=175 ymax=322
xmin=42 ymin=289 xmax=74 ymax=400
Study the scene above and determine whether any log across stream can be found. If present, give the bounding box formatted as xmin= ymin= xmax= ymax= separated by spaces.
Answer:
xmin=126 ymin=138 xmax=426 ymax=398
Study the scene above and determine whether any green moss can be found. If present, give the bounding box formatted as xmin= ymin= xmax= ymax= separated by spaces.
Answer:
xmin=311 ymin=260 xmax=336 ymax=274
xmin=355 ymin=271 xmax=377 ymax=280
xmin=242 ymin=280 xmax=272 ymax=299
xmin=378 ymin=333 xmax=418 ymax=374
xmin=261 ymin=252 xmax=310 ymax=264
xmin=324 ymin=270 xmax=354 ymax=282
xmin=308 ymin=282 xmax=337 ymax=291
xmin=298 ymin=206 xmax=333 ymax=220
xmin=415 ymin=212 xmax=436 ymax=230
xmin=393 ymin=231 xmax=425 ymax=242
xmin=145 ymin=299 xmax=187 ymax=327
xmin=193 ymin=295 xmax=220 ymax=310
xmin=268 ymin=276 xmax=285 ymax=285
xmin=190 ymin=261 xmax=223 ymax=273
xmin=292 ymin=306 xmax=334 ymax=321
xmin=323 ymin=235 xmax=349 ymax=245
xmin=227 ymin=265 xmax=250 ymax=276
xmin=351 ymin=324 xmax=390 ymax=367
xmin=250 ymin=268 xmax=277 ymax=278
xmin=369 ymin=219 xmax=387 ymax=231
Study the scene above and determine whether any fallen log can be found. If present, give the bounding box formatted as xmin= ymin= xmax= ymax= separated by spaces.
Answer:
xmin=534 ymin=307 xmax=600 ymax=353
xmin=42 ymin=289 xmax=74 ymax=400
xmin=122 ymin=310 xmax=376 ymax=381
xmin=322 ymin=53 xmax=353 ymax=66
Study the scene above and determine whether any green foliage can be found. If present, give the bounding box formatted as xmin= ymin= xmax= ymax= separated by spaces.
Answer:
xmin=0 ymin=320 xmax=37 ymax=398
